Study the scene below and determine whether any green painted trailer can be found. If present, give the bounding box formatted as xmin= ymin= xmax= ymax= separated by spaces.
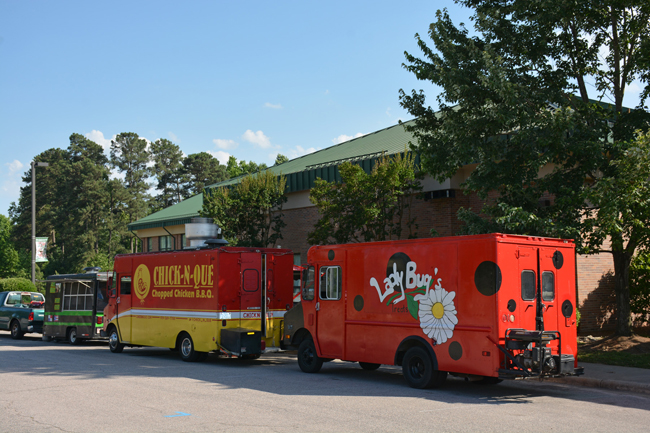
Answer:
xmin=43 ymin=268 xmax=110 ymax=344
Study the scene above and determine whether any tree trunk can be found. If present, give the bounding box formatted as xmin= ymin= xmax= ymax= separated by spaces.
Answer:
xmin=612 ymin=249 xmax=633 ymax=336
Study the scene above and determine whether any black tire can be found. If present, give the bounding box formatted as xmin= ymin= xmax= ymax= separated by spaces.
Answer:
xmin=178 ymin=332 xmax=204 ymax=362
xmin=475 ymin=376 xmax=502 ymax=385
xmin=402 ymin=346 xmax=447 ymax=389
xmin=67 ymin=328 xmax=81 ymax=345
xmin=10 ymin=320 xmax=24 ymax=340
xmin=359 ymin=362 xmax=381 ymax=371
xmin=108 ymin=326 xmax=124 ymax=353
xmin=297 ymin=339 xmax=323 ymax=373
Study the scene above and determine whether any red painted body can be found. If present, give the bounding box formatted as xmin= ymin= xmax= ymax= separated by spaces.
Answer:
xmin=294 ymin=234 xmax=579 ymax=380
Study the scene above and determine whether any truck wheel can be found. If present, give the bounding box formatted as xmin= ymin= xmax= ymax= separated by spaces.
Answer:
xmin=108 ymin=327 xmax=124 ymax=353
xmin=178 ymin=332 xmax=201 ymax=362
xmin=67 ymin=328 xmax=81 ymax=345
xmin=402 ymin=346 xmax=447 ymax=389
xmin=297 ymin=339 xmax=323 ymax=373
xmin=359 ymin=362 xmax=381 ymax=371
xmin=10 ymin=320 xmax=24 ymax=340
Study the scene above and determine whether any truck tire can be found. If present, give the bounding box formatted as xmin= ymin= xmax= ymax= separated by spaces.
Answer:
xmin=10 ymin=320 xmax=24 ymax=340
xmin=402 ymin=346 xmax=447 ymax=389
xmin=297 ymin=339 xmax=323 ymax=373
xmin=108 ymin=327 xmax=124 ymax=353
xmin=359 ymin=362 xmax=381 ymax=371
xmin=178 ymin=332 xmax=204 ymax=362
xmin=67 ymin=328 xmax=81 ymax=345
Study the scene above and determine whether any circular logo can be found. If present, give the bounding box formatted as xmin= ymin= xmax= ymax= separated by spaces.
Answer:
xmin=134 ymin=264 xmax=150 ymax=302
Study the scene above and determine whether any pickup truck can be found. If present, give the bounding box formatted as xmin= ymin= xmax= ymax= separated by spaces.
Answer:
xmin=0 ymin=291 xmax=45 ymax=339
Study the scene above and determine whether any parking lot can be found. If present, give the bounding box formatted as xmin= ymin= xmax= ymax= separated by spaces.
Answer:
xmin=2 ymin=333 xmax=650 ymax=433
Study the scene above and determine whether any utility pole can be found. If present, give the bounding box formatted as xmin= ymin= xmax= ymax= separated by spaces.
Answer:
xmin=32 ymin=161 xmax=49 ymax=284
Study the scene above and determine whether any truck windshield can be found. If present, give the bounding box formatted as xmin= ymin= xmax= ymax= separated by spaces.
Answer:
xmin=302 ymin=266 xmax=315 ymax=301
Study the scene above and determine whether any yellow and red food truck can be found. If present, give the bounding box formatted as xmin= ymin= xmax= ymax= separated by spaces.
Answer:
xmin=104 ymin=243 xmax=294 ymax=361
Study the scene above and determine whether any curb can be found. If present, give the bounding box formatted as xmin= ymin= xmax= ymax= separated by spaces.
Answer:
xmin=546 ymin=376 xmax=650 ymax=395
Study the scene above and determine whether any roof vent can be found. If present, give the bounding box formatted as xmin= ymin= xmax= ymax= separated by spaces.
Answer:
xmin=185 ymin=217 xmax=222 ymax=248
xmin=83 ymin=267 xmax=101 ymax=273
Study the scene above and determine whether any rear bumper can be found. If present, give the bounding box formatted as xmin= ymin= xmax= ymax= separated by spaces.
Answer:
xmin=27 ymin=322 xmax=43 ymax=334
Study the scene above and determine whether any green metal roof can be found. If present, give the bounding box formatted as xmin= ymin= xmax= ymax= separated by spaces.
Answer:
xmin=128 ymin=193 xmax=204 ymax=231
xmin=128 ymin=120 xmax=417 ymax=231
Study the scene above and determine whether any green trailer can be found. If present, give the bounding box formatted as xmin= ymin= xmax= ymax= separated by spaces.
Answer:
xmin=43 ymin=268 xmax=109 ymax=344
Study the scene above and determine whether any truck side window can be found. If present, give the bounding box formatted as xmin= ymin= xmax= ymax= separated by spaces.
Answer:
xmin=542 ymin=271 xmax=555 ymax=301
xmin=319 ymin=266 xmax=342 ymax=301
xmin=521 ymin=270 xmax=536 ymax=301
xmin=302 ymin=266 xmax=315 ymax=301
xmin=120 ymin=277 xmax=132 ymax=295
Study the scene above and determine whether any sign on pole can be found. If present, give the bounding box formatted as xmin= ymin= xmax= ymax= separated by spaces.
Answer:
xmin=35 ymin=237 xmax=48 ymax=262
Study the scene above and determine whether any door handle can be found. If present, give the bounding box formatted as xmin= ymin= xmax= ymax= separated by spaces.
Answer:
xmin=315 ymin=302 xmax=320 ymax=311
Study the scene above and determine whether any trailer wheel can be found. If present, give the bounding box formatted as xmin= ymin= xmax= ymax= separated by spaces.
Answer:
xmin=297 ymin=339 xmax=323 ymax=373
xmin=359 ymin=362 xmax=381 ymax=371
xmin=108 ymin=327 xmax=124 ymax=353
xmin=178 ymin=332 xmax=203 ymax=362
xmin=402 ymin=346 xmax=447 ymax=389
xmin=67 ymin=328 xmax=81 ymax=345
xmin=10 ymin=320 xmax=24 ymax=340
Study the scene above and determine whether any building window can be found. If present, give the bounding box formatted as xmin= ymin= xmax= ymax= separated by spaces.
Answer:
xmin=293 ymin=253 xmax=301 ymax=266
xmin=147 ymin=238 xmax=153 ymax=252
xmin=159 ymin=235 xmax=173 ymax=251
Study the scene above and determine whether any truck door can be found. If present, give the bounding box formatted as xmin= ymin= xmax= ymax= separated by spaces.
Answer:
xmin=240 ymin=253 xmax=263 ymax=331
xmin=116 ymin=275 xmax=133 ymax=343
xmin=315 ymin=263 xmax=344 ymax=359
xmin=517 ymin=247 xmax=559 ymax=333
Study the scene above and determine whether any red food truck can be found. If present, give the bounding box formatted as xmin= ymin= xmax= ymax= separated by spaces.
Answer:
xmin=283 ymin=233 xmax=583 ymax=388
xmin=103 ymin=242 xmax=294 ymax=361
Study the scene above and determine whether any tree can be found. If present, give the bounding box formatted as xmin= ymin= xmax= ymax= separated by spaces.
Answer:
xmin=399 ymin=1 xmax=650 ymax=335
xmin=274 ymin=154 xmax=289 ymax=165
xmin=110 ymin=132 xmax=151 ymax=223
xmin=226 ymin=155 xmax=268 ymax=178
xmin=180 ymin=152 xmax=228 ymax=197
xmin=150 ymin=139 xmax=185 ymax=211
xmin=308 ymin=152 xmax=422 ymax=245
xmin=0 ymin=214 xmax=21 ymax=278
xmin=201 ymin=171 xmax=287 ymax=247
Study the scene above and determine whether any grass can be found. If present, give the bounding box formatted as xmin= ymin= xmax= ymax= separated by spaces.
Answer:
xmin=578 ymin=351 xmax=650 ymax=369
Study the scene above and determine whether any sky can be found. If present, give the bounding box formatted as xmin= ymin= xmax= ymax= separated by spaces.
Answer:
xmin=0 ymin=1 xmax=645 ymax=217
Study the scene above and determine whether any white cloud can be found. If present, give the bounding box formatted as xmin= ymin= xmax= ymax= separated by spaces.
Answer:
xmin=168 ymin=132 xmax=178 ymax=142
xmin=213 ymin=138 xmax=239 ymax=150
xmin=386 ymin=107 xmax=392 ymax=117
xmin=85 ymin=130 xmax=115 ymax=152
xmin=242 ymin=130 xmax=272 ymax=148
xmin=332 ymin=132 xmax=366 ymax=144
xmin=264 ymin=102 xmax=282 ymax=109
xmin=285 ymin=145 xmax=319 ymax=159
xmin=6 ymin=160 xmax=23 ymax=176
xmin=207 ymin=150 xmax=231 ymax=165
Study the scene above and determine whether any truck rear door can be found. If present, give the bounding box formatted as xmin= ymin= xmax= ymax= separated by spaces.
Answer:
xmin=517 ymin=246 xmax=560 ymax=334
xmin=240 ymin=252 xmax=263 ymax=331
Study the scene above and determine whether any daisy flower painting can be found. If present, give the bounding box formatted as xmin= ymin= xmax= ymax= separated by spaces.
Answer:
xmin=413 ymin=282 xmax=458 ymax=345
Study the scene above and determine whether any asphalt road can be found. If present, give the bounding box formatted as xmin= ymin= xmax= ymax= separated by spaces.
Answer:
xmin=1 ymin=332 xmax=650 ymax=433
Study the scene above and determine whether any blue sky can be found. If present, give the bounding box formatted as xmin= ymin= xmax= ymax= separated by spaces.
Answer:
xmin=0 ymin=1 xmax=644 ymax=217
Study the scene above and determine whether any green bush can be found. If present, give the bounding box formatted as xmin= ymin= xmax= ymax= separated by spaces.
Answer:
xmin=0 ymin=278 xmax=37 ymax=293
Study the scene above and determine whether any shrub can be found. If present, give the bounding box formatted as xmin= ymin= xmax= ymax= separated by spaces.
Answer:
xmin=0 ymin=278 xmax=37 ymax=293
xmin=630 ymin=251 xmax=650 ymax=326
